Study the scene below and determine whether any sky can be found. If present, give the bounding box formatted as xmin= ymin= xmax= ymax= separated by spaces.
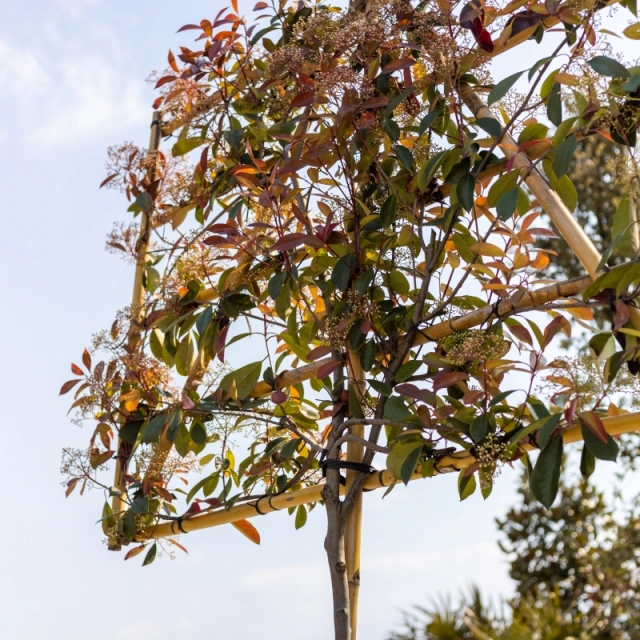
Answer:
xmin=0 ymin=1 xmax=638 ymax=639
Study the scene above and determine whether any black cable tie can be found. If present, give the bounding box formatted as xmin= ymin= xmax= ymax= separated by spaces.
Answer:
xmin=254 ymin=496 xmax=269 ymax=516
xmin=175 ymin=516 xmax=188 ymax=534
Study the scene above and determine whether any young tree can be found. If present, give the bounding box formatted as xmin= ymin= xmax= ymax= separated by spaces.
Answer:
xmin=61 ymin=1 xmax=640 ymax=638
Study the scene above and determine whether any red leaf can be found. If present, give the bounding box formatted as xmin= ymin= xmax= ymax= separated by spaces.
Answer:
xmin=381 ymin=57 xmax=416 ymax=73
xmin=271 ymin=233 xmax=309 ymax=251
xmin=232 ymin=519 xmax=260 ymax=545
xmin=155 ymin=75 xmax=177 ymax=88
xmin=65 ymin=478 xmax=79 ymax=498
xmin=82 ymin=349 xmax=92 ymax=371
xmin=216 ymin=323 xmax=230 ymax=363
xmin=181 ymin=391 xmax=195 ymax=410
xmin=271 ymin=390 xmax=287 ymax=405
xmin=177 ymin=24 xmax=201 ymax=32
xmin=395 ymin=383 xmax=433 ymax=403
xmin=359 ymin=96 xmax=390 ymax=110
xmin=99 ymin=173 xmax=118 ymax=188
xmin=613 ymin=300 xmax=631 ymax=331
xmin=565 ymin=398 xmax=578 ymax=427
xmin=71 ymin=363 xmax=84 ymax=376
xmin=59 ymin=379 xmax=82 ymax=395
xmin=433 ymin=371 xmax=468 ymax=392
xmin=199 ymin=146 xmax=209 ymax=172
xmin=356 ymin=112 xmax=377 ymax=129
xmin=307 ymin=345 xmax=333 ymax=361
xmin=152 ymin=96 xmax=165 ymax=110
xmin=202 ymin=498 xmax=222 ymax=508
xmin=509 ymin=324 xmax=532 ymax=346
xmin=290 ymin=90 xmax=315 ymax=108
xmin=254 ymin=1 xmax=269 ymax=9
xmin=317 ymin=359 xmax=343 ymax=379
xmin=475 ymin=28 xmax=494 ymax=52
xmin=543 ymin=315 xmax=571 ymax=348
xmin=581 ymin=411 xmax=609 ymax=444
xmin=185 ymin=502 xmax=202 ymax=516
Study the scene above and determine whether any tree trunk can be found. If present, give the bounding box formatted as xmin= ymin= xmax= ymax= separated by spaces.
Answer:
xmin=323 ymin=478 xmax=351 ymax=640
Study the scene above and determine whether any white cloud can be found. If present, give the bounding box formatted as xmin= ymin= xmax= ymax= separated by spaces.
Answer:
xmin=0 ymin=1 xmax=148 ymax=148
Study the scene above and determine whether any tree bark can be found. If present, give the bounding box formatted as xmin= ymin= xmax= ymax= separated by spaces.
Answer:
xmin=323 ymin=479 xmax=351 ymax=640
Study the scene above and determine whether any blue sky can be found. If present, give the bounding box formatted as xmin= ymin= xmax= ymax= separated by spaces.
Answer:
xmin=0 ymin=1 xmax=637 ymax=639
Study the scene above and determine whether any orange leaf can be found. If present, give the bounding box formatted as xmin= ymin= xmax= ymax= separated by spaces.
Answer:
xmin=60 ymin=379 xmax=82 ymax=395
xmin=232 ymin=519 xmax=260 ymax=544
xmin=530 ymin=252 xmax=549 ymax=270
xmin=82 ymin=349 xmax=92 ymax=371
xmin=167 ymin=538 xmax=189 ymax=554
xmin=71 ymin=363 xmax=84 ymax=376
xmin=124 ymin=545 xmax=147 ymax=561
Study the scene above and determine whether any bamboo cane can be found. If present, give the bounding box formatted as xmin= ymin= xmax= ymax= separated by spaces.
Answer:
xmin=111 ymin=111 xmax=162 ymax=520
xmin=459 ymin=87 xmax=640 ymax=332
xmin=140 ymin=412 xmax=640 ymax=541
xmin=344 ymin=355 xmax=365 ymax=640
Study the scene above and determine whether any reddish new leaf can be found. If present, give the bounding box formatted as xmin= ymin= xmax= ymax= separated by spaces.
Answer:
xmin=271 ymin=233 xmax=309 ymax=251
xmin=317 ymin=359 xmax=343 ymax=379
xmin=232 ymin=519 xmax=261 ymax=545
xmin=99 ymin=173 xmax=118 ymax=189
xmin=290 ymin=90 xmax=315 ymax=108
xmin=433 ymin=371 xmax=468 ymax=392
xmin=59 ymin=379 xmax=82 ymax=395
xmin=382 ymin=57 xmax=416 ymax=73
xmin=71 ymin=363 xmax=84 ymax=376
xmin=613 ymin=300 xmax=631 ymax=331
xmin=307 ymin=345 xmax=333 ymax=361
xmin=155 ymin=75 xmax=177 ymax=89
xmin=581 ymin=411 xmax=609 ymax=444
xmin=82 ymin=349 xmax=92 ymax=371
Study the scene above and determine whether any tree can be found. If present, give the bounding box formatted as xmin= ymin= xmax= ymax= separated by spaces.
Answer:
xmin=61 ymin=1 xmax=640 ymax=638
xmin=387 ymin=470 xmax=640 ymax=640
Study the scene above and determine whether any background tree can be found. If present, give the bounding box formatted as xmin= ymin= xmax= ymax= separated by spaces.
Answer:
xmin=61 ymin=1 xmax=640 ymax=638
xmin=387 ymin=469 xmax=640 ymax=640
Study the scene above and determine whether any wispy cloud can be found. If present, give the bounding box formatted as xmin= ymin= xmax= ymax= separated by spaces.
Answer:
xmin=0 ymin=0 xmax=148 ymax=148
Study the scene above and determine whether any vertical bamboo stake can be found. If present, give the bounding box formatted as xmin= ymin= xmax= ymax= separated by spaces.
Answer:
xmin=111 ymin=111 xmax=162 ymax=519
xmin=626 ymin=146 xmax=639 ymax=255
xmin=344 ymin=355 xmax=365 ymax=640
xmin=459 ymin=88 xmax=640 ymax=329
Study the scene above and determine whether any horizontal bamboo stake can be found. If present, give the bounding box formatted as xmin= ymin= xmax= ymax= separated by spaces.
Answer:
xmin=140 ymin=411 xmax=640 ymax=541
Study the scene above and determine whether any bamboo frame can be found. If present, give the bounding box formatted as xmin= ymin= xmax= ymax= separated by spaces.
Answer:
xmin=140 ymin=411 xmax=640 ymax=541
xmin=460 ymin=88 xmax=640 ymax=333
xmin=111 ymin=111 xmax=162 ymax=519
xmin=345 ymin=356 xmax=365 ymax=640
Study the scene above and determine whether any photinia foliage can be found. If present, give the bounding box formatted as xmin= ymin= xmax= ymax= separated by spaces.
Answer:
xmin=62 ymin=0 xmax=640 ymax=637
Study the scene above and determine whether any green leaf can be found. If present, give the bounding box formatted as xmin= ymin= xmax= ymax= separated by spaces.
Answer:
xmin=268 ymin=271 xmax=287 ymax=300
xmin=552 ymin=134 xmax=577 ymax=178
xmin=101 ymin=502 xmax=116 ymax=535
xmin=457 ymin=174 xmax=475 ymax=212
xmin=622 ymin=75 xmax=640 ymax=92
xmin=142 ymin=542 xmax=157 ymax=566
xmin=475 ymin=117 xmax=502 ymax=138
xmin=220 ymin=361 xmax=263 ymax=400
xmin=141 ymin=413 xmax=167 ymax=445
xmin=417 ymin=150 xmax=448 ymax=191
xmin=386 ymin=441 xmax=423 ymax=483
xmin=122 ymin=509 xmax=137 ymax=541
xmin=496 ymin=188 xmax=518 ymax=221
xmin=190 ymin=422 xmax=207 ymax=445
xmin=580 ymin=446 xmax=596 ymax=479
xmin=458 ymin=469 xmax=477 ymax=501
xmin=419 ymin=105 xmax=444 ymax=136
xmin=369 ymin=379 xmax=393 ymax=396
xmin=488 ymin=171 xmax=518 ymax=207
xmin=360 ymin=339 xmax=376 ymax=371
xmin=395 ymin=360 xmax=422 ymax=382
xmin=582 ymin=422 xmax=619 ymax=461
xmin=395 ymin=145 xmax=414 ymax=170
xmin=588 ymin=55 xmax=630 ymax=78
xmin=544 ymin=160 xmax=577 ymax=212
xmin=488 ymin=71 xmax=524 ymax=105
xmin=294 ymin=505 xmax=308 ymax=529
xmin=470 ymin=414 xmax=488 ymax=443
xmin=612 ymin=196 xmax=637 ymax=259
xmin=331 ymin=253 xmax=356 ymax=292
xmin=380 ymin=194 xmax=397 ymax=228
xmin=385 ymin=86 xmax=416 ymax=117
xmin=172 ymin=137 xmax=204 ymax=157
xmin=546 ymin=82 xmax=563 ymax=126
xmin=384 ymin=395 xmax=412 ymax=421
xmin=136 ymin=192 xmax=153 ymax=214
xmin=529 ymin=433 xmax=563 ymax=508
xmin=382 ymin=119 xmax=400 ymax=142
xmin=400 ymin=443 xmax=423 ymax=485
